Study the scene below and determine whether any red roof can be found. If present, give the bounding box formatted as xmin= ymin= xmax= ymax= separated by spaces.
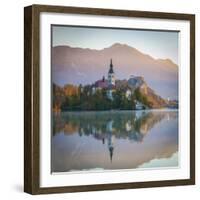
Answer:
xmin=95 ymin=80 xmax=108 ymax=89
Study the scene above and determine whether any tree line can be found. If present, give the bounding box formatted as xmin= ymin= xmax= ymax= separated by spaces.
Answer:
xmin=54 ymin=84 xmax=151 ymax=111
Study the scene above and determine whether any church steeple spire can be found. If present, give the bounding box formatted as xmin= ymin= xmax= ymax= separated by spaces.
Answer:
xmin=109 ymin=58 xmax=114 ymax=74
xmin=107 ymin=59 xmax=115 ymax=100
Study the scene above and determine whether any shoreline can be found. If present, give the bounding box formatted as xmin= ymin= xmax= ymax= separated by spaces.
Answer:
xmin=53 ymin=108 xmax=178 ymax=115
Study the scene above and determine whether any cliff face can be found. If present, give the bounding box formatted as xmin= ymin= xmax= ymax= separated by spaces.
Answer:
xmin=127 ymin=76 xmax=167 ymax=108
xmin=141 ymin=85 xmax=167 ymax=108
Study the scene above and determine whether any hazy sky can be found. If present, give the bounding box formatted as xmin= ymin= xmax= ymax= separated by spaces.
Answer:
xmin=52 ymin=25 xmax=179 ymax=64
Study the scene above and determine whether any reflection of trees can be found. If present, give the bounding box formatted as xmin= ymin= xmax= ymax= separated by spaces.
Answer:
xmin=53 ymin=111 xmax=177 ymax=142
xmin=53 ymin=110 xmax=178 ymax=163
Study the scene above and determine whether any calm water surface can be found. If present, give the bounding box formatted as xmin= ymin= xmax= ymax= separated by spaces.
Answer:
xmin=52 ymin=110 xmax=178 ymax=172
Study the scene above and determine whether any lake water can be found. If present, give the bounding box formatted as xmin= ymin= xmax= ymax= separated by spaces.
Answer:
xmin=52 ymin=110 xmax=178 ymax=172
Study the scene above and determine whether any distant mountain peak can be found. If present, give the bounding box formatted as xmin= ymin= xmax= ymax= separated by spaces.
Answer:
xmin=111 ymin=43 xmax=128 ymax=47
xmin=109 ymin=43 xmax=136 ymax=50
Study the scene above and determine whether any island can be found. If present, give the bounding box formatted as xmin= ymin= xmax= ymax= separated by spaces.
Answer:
xmin=53 ymin=59 xmax=178 ymax=112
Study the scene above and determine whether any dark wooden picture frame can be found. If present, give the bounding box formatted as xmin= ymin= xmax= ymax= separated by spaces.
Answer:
xmin=24 ymin=4 xmax=195 ymax=195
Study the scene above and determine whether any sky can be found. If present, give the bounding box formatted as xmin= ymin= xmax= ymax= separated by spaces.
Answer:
xmin=52 ymin=25 xmax=179 ymax=64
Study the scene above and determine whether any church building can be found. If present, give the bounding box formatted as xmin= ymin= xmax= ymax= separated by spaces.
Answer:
xmin=93 ymin=59 xmax=116 ymax=100
xmin=107 ymin=59 xmax=116 ymax=100
xmin=108 ymin=59 xmax=115 ymax=86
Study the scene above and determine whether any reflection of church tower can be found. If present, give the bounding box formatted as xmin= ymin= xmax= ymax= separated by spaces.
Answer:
xmin=108 ymin=59 xmax=115 ymax=86
xmin=108 ymin=132 xmax=114 ymax=162
xmin=109 ymin=143 xmax=114 ymax=162
xmin=107 ymin=120 xmax=115 ymax=162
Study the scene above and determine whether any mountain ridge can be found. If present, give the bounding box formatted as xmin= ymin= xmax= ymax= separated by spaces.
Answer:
xmin=53 ymin=43 xmax=178 ymax=65
xmin=52 ymin=43 xmax=178 ymax=99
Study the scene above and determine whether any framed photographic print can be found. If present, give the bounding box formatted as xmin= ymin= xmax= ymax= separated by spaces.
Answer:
xmin=24 ymin=4 xmax=195 ymax=194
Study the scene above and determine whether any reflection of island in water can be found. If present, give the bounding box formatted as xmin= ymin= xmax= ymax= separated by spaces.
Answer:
xmin=52 ymin=110 xmax=178 ymax=172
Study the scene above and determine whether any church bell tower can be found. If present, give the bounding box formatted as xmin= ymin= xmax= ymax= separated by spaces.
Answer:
xmin=108 ymin=59 xmax=115 ymax=86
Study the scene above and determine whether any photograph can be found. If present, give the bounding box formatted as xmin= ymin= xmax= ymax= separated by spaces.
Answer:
xmin=24 ymin=4 xmax=195 ymax=194
xmin=51 ymin=25 xmax=179 ymax=173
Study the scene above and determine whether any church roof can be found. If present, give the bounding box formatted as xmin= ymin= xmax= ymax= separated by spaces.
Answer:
xmin=95 ymin=79 xmax=108 ymax=89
